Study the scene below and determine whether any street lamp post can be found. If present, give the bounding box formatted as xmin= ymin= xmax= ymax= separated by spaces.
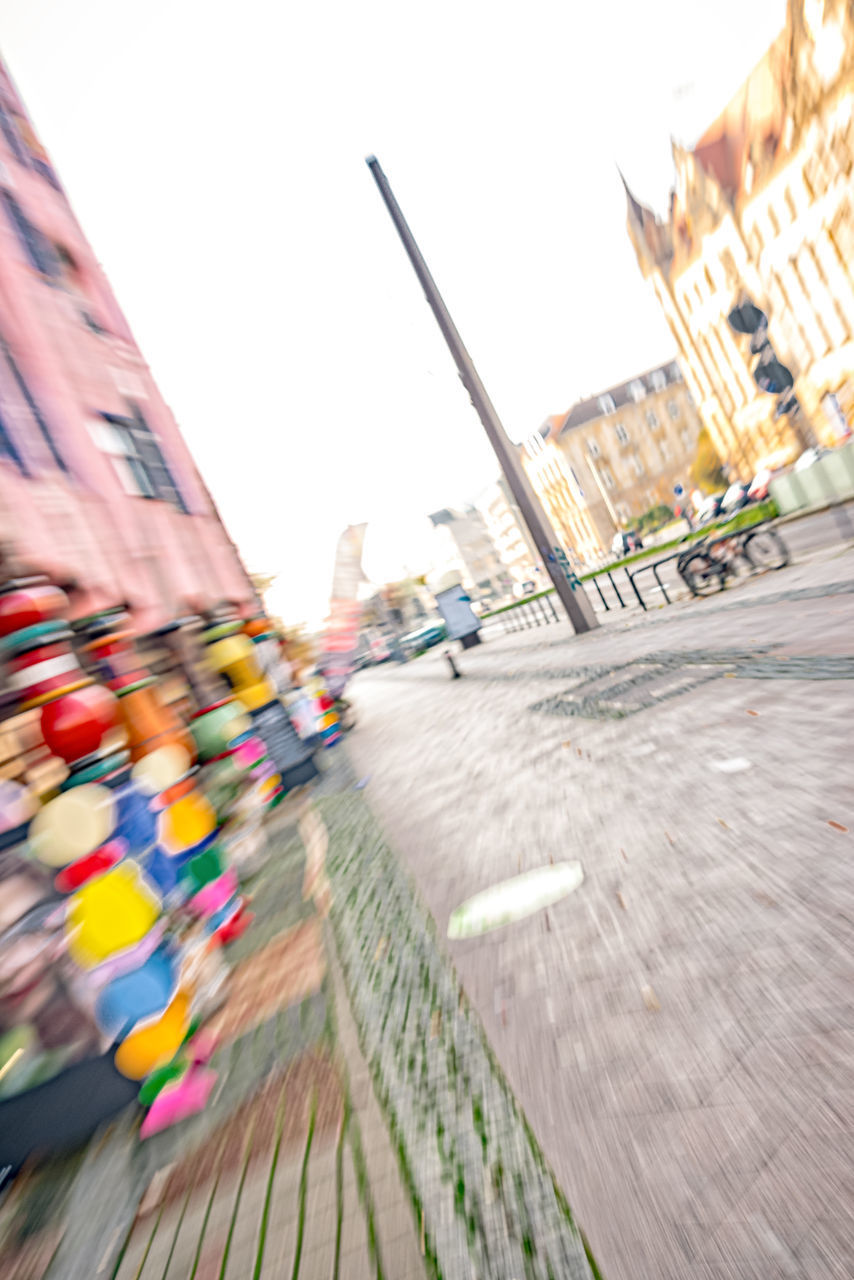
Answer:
xmin=366 ymin=157 xmax=598 ymax=635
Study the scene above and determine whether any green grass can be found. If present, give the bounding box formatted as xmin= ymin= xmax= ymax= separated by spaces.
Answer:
xmin=252 ymin=1082 xmax=288 ymax=1280
xmin=290 ymin=1093 xmax=316 ymax=1280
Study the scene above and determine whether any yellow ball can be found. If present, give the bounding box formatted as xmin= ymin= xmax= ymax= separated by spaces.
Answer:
xmin=158 ymin=791 xmax=216 ymax=855
xmin=114 ymin=990 xmax=191 ymax=1080
xmin=67 ymin=863 xmax=160 ymax=968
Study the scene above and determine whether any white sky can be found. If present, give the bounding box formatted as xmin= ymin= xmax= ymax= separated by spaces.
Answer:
xmin=4 ymin=0 xmax=785 ymax=626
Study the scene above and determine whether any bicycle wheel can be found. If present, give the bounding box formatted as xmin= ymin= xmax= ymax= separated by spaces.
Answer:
xmin=680 ymin=551 xmax=725 ymax=596
xmin=743 ymin=528 xmax=789 ymax=571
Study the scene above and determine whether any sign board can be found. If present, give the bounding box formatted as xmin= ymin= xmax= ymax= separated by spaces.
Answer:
xmin=673 ymin=483 xmax=684 ymax=498
xmin=250 ymin=700 xmax=318 ymax=791
xmin=435 ymin=586 xmax=481 ymax=641
xmin=822 ymin=392 xmax=851 ymax=442
xmin=321 ymin=524 xmax=368 ymax=695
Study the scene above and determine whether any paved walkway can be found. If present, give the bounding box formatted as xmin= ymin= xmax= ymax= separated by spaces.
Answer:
xmin=346 ymin=544 xmax=854 ymax=1279
xmin=0 ymin=802 xmax=426 ymax=1280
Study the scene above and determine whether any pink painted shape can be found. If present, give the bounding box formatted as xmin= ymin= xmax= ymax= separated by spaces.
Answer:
xmin=139 ymin=1067 xmax=217 ymax=1139
xmin=188 ymin=867 xmax=238 ymax=918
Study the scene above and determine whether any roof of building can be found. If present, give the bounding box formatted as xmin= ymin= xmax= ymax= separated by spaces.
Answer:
xmin=691 ymin=30 xmax=788 ymax=199
xmin=543 ymin=361 xmax=683 ymax=438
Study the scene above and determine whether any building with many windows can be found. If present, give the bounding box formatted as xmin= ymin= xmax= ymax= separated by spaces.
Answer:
xmin=624 ymin=0 xmax=854 ymax=477
xmin=427 ymin=507 xmax=508 ymax=602
xmin=0 ymin=57 xmax=254 ymax=625
xmin=522 ymin=361 xmax=701 ymax=562
xmin=474 ymin=476 xmax=543 ymax=593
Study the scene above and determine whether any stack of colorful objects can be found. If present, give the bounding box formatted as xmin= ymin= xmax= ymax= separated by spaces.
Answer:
xmin=188 ymin=694 xmax=273 ymax=876
xmin=82 ymin=612 xmax=251 ymax=950
xmin=203 ymin=612 xmax=318 ymax=794
xmin=307 ymin=674 xmax=341 ymax=748
xmin=192 ymin=687 xmax=282 ymax=814
xmin=243 ymin=615 xmax=290 ymax=698
xmin=139 ymin=615 xmax=276 ymax=875
xmin=0 ymin=577 xmax=214 ymax=1144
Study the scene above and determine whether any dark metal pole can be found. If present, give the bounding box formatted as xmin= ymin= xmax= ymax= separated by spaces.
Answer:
xmin=366 ymin=157 xmax=598 ymax=635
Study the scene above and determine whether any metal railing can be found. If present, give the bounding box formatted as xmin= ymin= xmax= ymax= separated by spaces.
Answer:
xmin=479 ymin=512 xmax=787 ymax=631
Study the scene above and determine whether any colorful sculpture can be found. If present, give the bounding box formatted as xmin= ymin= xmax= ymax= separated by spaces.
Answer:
xmin=0 ymin=577 xmax=200 ymax=1154
xmin=203 ymin=611 xmax=319 ymax=792
xmin=81 ymin=610 xmax=250 ymax=949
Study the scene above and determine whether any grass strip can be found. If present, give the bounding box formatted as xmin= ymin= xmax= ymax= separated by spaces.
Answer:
xmin=217 ymin=1112 xmax=258 ymax=1280
xmin=290 ymin=1090 xmax=317 ymax=1280
xmin=130 ymin=1202 xmax=165 ymax=1280
xmin=332 ymin=1104 xmax=349 ymax=1280
xmin=252 ymin=1079 xmax=288 ymax=1280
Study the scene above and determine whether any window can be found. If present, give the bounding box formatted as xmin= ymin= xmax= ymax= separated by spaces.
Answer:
xmin=645 ymin=409 xmax=659 ymax=429
xmin=720 ymin=248 xmax=737 ymax=283
xmin=631 ymin=454 xmax=645 ymax=477
xmin=0 ymin=403 xmax=26 ymax=472
xmin=587 ymin=438 xmax=601 ymax=458
xmin=649 ymin=369 xmax=666 ymax=391
xmin=0 ymin=103 xmax=27 ymax=164
xmin=659 ymin=439 xmax=671 ymax=462
xmin=628 ymin=380 xmax=645 ymax=402
xmin=96 ymin=405 xmax=188 ymax=512
xmin=667 ymin=399 xmax=680 ymax=420
xmin=1 ymin=191 xmax=59 ymax=276
xmin=601 ymin=467 xmax=616 ymax=490
xmin=0 ymin=333 xmax=66 ymax=472
xmin=615 ymin=422 xmax=629 ymax=445
xmin=597 ymin=393 xmax=616 ymax=415
xmin=681 ymin=427 xmax=694 ymax=451
xmin=616 ymin=503 xmax=630 ymax=523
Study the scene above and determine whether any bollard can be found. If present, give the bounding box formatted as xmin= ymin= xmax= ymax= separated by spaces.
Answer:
xmin=444 ymin=648 xmax=462 ymax=679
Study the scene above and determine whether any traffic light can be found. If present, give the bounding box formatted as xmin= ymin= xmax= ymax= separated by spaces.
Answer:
xmin=727 ymin=300 xmax=796 ymax=411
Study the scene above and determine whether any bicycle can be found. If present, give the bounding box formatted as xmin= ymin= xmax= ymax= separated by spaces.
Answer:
xmin=677 ymin=525 xmax=789 ymax=597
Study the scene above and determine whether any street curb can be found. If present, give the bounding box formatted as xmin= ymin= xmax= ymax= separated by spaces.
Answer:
xmin=316 ymin=749 xmax=602 ymax=1280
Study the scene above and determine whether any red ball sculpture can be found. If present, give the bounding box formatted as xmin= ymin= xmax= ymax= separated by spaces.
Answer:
xmin=40 ymin=684 xmax=121 ymax=763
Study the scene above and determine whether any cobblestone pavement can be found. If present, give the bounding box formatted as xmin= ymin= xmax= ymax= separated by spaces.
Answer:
xmin=345 ymin=545 xmax=854 ymax=1280
xmin=317 ymin=750 xmax=599 ymax=1280
xmin=0 ymin=802 xmax=425 ymax=1280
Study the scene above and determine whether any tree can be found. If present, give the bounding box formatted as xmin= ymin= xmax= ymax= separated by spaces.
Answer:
xmin=690 ymin=428 xmax=727 ymax=492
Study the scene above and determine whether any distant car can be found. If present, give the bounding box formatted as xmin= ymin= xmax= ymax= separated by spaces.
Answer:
xmin=611 ymin=531 xmax=643 ymax=558
xmin=794 ymin=445 xmax=830 ymax=472
xmin=748 ymin=469 xmax=773 ymax=501
xmin=400 ymin=622 xmax=446 ymax=656
xmin=720 ymin=482 xmax=752 ymax=514
xmin=697 ymin=493 xmax=724 ymax=524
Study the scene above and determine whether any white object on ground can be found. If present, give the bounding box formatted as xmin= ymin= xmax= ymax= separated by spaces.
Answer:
xmin=448 ymin=861 xmax=584 ymax=940
xmin=710 ymin=757 xmax=753 ymax=773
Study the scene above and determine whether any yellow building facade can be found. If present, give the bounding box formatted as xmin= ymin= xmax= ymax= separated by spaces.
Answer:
xmin=625 ymin=0 xmax=854 ymax=477
xmin=522 ymin=363 xmax=702 ymax=563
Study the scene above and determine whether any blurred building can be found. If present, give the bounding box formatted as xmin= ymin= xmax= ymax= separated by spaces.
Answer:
xmin=0 ymin=58 xmax=254 ymax=625
xmin=474 ymin=476 xmax=543 ymax=592
xmin=522 ymin=362 xmax=701 ymax=562
xmin=427 ymin=507 xmax=508 ymax=602
xmin=624 ymin=0 xmax=854 ymax=477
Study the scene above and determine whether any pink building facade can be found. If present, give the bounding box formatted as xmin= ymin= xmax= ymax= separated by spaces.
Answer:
xmin=0 ymin=58 xmax=255 ymax=627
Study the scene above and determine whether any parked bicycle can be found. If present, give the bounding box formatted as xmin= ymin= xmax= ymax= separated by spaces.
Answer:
xmin=677 ymin=525 xmax=789 ymax=597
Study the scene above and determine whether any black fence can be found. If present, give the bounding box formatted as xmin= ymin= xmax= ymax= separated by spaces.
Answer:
xmin=481 ymin=518 xmax=781 ymax=632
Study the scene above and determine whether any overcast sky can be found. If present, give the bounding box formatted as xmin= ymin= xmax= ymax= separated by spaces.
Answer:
xmin=4 ymin=0 xmax=785 ymax=625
